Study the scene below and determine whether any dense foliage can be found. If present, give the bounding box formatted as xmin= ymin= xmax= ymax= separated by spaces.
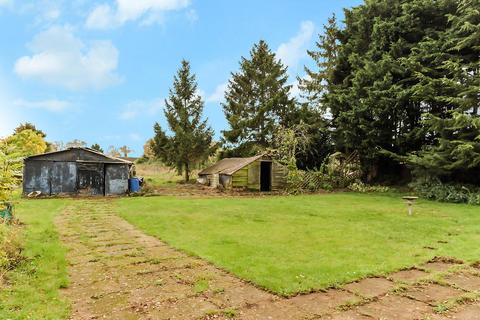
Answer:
xmin=152 ymin=60 xmax=216 ymax=181
xmin=299 ymin=0 xmax=479 ymax=195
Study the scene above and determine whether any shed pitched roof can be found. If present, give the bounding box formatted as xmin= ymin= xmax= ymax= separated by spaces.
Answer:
xmin=25 ymin=147 xmax=133 ymax=164
xmin=199 ymin=154 xmax=264 ymax=176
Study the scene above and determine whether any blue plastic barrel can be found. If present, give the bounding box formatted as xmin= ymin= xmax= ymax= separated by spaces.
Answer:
xmin=129 ymin=178 xmax=141 ymax=193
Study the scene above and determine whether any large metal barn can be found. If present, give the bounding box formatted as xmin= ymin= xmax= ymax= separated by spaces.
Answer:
xmin=23 ymin=147 xmax=133 ymax=196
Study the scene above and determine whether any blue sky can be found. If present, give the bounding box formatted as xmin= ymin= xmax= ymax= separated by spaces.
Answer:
xmin=0 ymin=0 xmax=362 ymax=156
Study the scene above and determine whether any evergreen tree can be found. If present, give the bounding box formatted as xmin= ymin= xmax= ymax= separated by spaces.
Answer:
xmin=222 ymin=40 xmax=296 ymax=156
xmin=299 ymin=14 xmax=339 ymax=111
xmin=321 ymin=0 xmax=460 ymax=181
xmin=406 ymin=0 xmax=480 ymax=185
xmin=152 ymin=60 xmax=216 ymax=182
xmin=90 ymin=143 xmax=104 ymax=153
xmin=297 ymin=15 xmax=339 ymax=169
xmin=407 ymin=112 xmax=480 ymax=184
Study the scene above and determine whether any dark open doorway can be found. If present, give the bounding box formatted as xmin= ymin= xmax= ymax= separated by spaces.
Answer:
xmin=260 ymin=161 xmax=272 ymax=192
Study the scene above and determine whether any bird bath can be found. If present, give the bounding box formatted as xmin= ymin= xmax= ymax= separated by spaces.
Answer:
xmin=402 ymin=196 xmax=419 ymax=215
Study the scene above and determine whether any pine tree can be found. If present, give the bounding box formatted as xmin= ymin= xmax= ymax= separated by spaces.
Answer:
xmin=90 ymin=143 xmax=104 ymax=153
xmin=406 ymin=0 xmax=480 ymax=185
xmin=299 ymin=14 xmax=339 ymax=111
xmin=152 ymin=60 xmax=216 ymax=182
xmin=222 ymin=40 xmax=296 ymax=156
xmin=407 ymin=112 xmax=480 ymax=184
xmin=320 ymin=0 xmax=460 ymax=181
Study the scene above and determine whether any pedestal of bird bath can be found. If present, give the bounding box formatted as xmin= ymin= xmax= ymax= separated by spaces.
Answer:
xmin=402 ymin=196 xmax=419 ymax=215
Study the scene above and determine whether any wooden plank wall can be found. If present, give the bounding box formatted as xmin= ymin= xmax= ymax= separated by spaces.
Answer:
xmin=247 ymin=161 xmax=260 ymax=190
xmin=232 ymin=167 xmax=248 ymax=188
xmin=272 ymin=161 xmax=288 ymax=191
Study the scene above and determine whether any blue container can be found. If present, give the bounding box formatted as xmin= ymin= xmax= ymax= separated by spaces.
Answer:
xmin=129 ymin=178 xmax=141 ymax=193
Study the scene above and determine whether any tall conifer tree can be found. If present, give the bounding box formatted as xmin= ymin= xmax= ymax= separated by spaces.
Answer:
xmin=299 ymin=14 xmax=339 ymax=111
xmin=152 ymin=60 xmax=216 ymax=182
xmin=222 ymin=40 xmax=296 ymax=156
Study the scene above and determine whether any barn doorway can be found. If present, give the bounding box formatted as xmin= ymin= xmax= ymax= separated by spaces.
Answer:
xmin=260 ymin=161 xmax=272 ymax=192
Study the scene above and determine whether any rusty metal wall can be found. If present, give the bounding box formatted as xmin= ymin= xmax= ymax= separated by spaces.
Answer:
xmin=105 ymin=164 xmax=129 ymax=195
xmin=23 ymin=161 xmax=51 ymax=194
xmin=50 ymin=162 xmax=77 ymax=194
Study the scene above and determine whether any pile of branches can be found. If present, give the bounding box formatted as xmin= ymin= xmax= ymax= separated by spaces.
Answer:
xmin=287 ymin=152 xmax=362 ymax=193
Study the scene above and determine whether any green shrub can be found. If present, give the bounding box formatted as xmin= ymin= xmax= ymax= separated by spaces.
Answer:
xmin=410 ymin=178 xmax=480 ymax=205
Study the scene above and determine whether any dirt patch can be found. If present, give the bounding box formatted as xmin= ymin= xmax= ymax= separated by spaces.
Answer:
xmin=55 ymin=199 xmax=480 ymax=319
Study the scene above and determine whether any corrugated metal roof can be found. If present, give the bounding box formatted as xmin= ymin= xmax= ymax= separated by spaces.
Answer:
xmin=25 ymin=147 xmax=133 ymax=164
xmin=199 ymin=154 xmax=265 ymax=176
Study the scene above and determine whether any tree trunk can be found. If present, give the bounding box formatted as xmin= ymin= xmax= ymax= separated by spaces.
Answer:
xmin=184 ymin=162 xmax=190 ymax=182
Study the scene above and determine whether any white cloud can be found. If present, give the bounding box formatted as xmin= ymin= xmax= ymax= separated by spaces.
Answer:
xmin=276 ymin=21 xmax=315 ymax=71
xmin=0 ymin=0 xmax=12 ymax=7
xmin=119 ymin=98 xmax=163 ymax=120
xmin=86 ymin=0 xmax=191 ymax=29
xmin=14 ymin=25 xmax=121 ymax=90
xmin=13 ymin=98 xmax=71 ymax=112
xmin=206 ymin=82 xmax=228 ymax=103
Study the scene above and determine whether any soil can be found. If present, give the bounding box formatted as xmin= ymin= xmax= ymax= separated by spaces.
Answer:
xmin=56 ymin=199 xmax=480 ymax=320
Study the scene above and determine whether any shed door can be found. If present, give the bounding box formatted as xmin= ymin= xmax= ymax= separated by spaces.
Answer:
xmin=260 ymin=161 xmax=272 ymax=192
xmin=50 ymin=162 xmax=77 ymax=194
xmin=105 ymin=164 xmax=129 ymax=195
xmin=77 ymin=163 xmax=104 ymax=195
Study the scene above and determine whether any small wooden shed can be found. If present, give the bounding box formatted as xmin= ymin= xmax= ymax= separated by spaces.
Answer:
xmin=198 ymin=155 xmax=287 ymax=191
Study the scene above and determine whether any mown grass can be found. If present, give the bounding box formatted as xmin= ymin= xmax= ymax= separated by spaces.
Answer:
xmin=116 ymin=193 xmax=480 ymax=295
xmin=0 ymin=197 xmax=71 ymax=319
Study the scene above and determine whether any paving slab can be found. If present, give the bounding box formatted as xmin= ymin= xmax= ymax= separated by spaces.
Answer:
xmin=322 ymin=310 xmax=372 ymax=319
xmin=422 ymin=262 xmax=459 ymax=273
xmin=445 ymin=272 xmax=480 ymax=292
xmin=448 ymin=303 xmax=480 ymax=320
xmin=343 ymin=277 xmax=395 ymax=299
xmin=403 ymin=283 xmax=464 ymax=305
xmin=389 ymin=269 xmax=429 ymax=283
xmin=357 ymin=295 xmax=432 ymax=320
xmin=288 ymin=289 xmax=361 ymax=316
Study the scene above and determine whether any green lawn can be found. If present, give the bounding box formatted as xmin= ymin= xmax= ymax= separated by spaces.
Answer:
xmin=116 ymin=193 xmax=480 ymax=295
xmin=0 ymin=197 xmax=71 ymax=320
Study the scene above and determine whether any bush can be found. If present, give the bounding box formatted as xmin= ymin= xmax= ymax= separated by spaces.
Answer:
xmin=0 ymin=224 xmax=23 ymax=280
xmin=348 ymin=181 xmax=390 ymax=193
xmin=410 ymin=178 xmax=480 ymax=205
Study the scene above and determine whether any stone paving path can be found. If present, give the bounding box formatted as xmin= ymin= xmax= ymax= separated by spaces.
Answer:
xmin=56 ymin=200 xmax=480 ymax=320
